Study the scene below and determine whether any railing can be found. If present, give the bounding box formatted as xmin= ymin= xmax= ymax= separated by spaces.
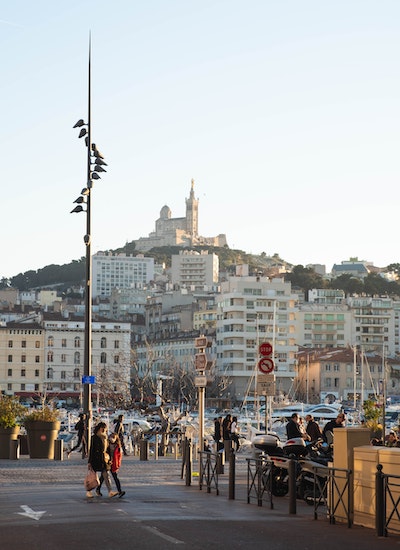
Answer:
xmin=246 ymin=456 xmax=274 ymax=508
xmin=198 ymin=450 xmax=221 ymax=495
xmin=304 ymin=464 xmax=352 ymax=527
xmin=376 ymin=464 xmax=400 ymax=537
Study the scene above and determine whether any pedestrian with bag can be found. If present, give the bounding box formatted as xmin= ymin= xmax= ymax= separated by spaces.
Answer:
xmin=87 ymin=422 xmax=118 ymax=499
xmin=98 ymin=432 xmax=125 ymax=498
xmin=114 ymin=414 xmax=128 ymax=456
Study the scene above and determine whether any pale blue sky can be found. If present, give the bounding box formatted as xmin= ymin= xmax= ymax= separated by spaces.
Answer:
xmin=1 ymin=1 xmax=400 ymax=277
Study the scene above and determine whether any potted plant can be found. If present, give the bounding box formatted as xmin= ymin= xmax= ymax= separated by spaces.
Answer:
xmin=363 ymin=399 xmax=383 ymax=442
xmin=0 ymin=395 xmax=26 ymax=459
xmin=24 ymin=404 xmax=61 ymax=459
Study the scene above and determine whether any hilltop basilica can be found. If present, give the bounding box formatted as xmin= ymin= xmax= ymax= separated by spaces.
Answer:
xmin=134 ymin=180 xmax=228 ymax=252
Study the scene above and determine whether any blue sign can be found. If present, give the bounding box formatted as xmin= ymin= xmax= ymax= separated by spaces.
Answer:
xmin=82 ymin=375 xmax=96 ymax=384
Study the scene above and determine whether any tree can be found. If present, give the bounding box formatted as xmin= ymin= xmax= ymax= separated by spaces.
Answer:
xmin=285 ymin=265 xmax=326 ymax=296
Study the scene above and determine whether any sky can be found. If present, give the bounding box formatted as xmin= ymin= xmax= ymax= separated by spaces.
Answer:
xmin=1 ymin=1 xmax=400 ymax=278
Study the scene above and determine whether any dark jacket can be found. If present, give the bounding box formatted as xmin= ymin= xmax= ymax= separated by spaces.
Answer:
xmin=88 ymin=434 xmax=108 ymax=472
xmin=306 ymin=420 xmax=322 ymax=441
xmin=286 ymin=419 xmax=303 ymax=439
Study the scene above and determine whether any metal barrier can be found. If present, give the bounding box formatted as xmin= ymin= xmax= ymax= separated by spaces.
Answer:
xmin=246 ymin=456 xmax=274 ymax=509
xmin=199 ymin=450 xmax=220 ymax=495
xmin=305 ymin=464 xmax=352 ymax=527
xmin=376 ymin=463 xmax=400 ymax=537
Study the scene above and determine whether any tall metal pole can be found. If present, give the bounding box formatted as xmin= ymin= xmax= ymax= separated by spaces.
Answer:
xmin=83 ymin=37 xmax=92 ymax=451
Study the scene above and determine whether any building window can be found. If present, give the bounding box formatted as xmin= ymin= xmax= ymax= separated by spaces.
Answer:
xmin=35 ymin=384 xmax=39 ymax=391
xmin=114 ymin=355 xmax=119 ymax=364
xmin=48 ymin=336 xmax=54 ymax=347
xmin=7 ymin=384 xmax=12 ymax=391
xmin=47 ymin=351 xmax=54 ymax=362
xmin=21 ymin=369 xmax=26 ymax=377
xmin=74 ymin=352 xmax=80 ymax=365
xmin=61 ymin=371 xmax=66 ymax=380
xmin=8 ymin=355 xmax=12 ymax=363
xmin=62 ymin=339 xmax=67 ymax=348
xmin=8 ymin=340 xmax=13 ymax=348
xmin=47 ymin=368 xmax=54 ymax=380
xmin=22 ymin=340 xmax=26 ymax=348
xmin=114 ymin=340 xmax=120 ymax=349
xmin=7 ymin=368 xmax=12 ymax=377
xmin=21 ymin=355 xmax=26 ymax=363
xmin=73 ymin=368 xmax=80 ymax=379
xmin=101 ymin=337 xmax=107 ymax=348
xmin=61 ymin=354 xmax=66 ymax=363
xmin=100 ymin=352 xmax=107 ymax=364
xmin=75 ymin=337 xmax=81 ymax=348
xmin=35 ymin=341 xmax=40 ymax=348
xmin=35 ymin=369 xmax=39 ymax=377
xmin=60 ymin=383 xmax=66 ymax=391
xmin=35 ymin=355 xmax=40 ymax=363
xmin=21 ymin=384 xmax=25 ymax=391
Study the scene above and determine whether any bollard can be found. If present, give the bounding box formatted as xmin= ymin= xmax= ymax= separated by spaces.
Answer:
xmin=376 ymin=464 xmax=385 ymax=537
xmin=54 ymin=439 xmax=63 ymax=461
xmin=139 ymin=439 xmax=148 ymax=461
xmin=185 ymin=439 xmax=192 ymax=487
xmin=228 ymin=449 xmax=235 ymax=500
xmin=9 ymin=439 xmax=20 ymax=460
xmin=216 ymin=449 xmax=224 ymax=474
xmin=174 ymin=441 xmax=179 ymax=460
xmin=224 ymin=439 xmax=232 ymax=463
xmin=154 ymin=434 xmax=159 ymax=461
xmin=288 ymin=458 xmax=296 ymax=514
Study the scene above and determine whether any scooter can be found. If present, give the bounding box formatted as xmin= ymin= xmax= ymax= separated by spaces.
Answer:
xmin=253 ymin=434 xmax=307 ymax=497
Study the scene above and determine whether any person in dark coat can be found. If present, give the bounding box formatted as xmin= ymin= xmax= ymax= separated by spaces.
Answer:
xmin=286 ymin=413 xmax=307 ymax=439
xmin=222 ymin=414 xmax=232 ymax=442
xmin=213 ymin=416 xmax=223 ymax=450
xmin=305 ymin=414 xmax=322 ymax=442
xmin=67 ymin=413 xmax=87 ymax=458
xmin=87 ymin=422 xmax=118 ymax=498
xmin=322 ymin=413 xmax=345 ymax=442
xmin=114 ymin=414 xmax=128 ymax=456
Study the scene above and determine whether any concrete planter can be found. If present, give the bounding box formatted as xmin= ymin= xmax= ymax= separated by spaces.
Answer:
xmin=25 ymin=421 xmax=61 ymax=459
xmin=0 ymin=426 xmax=20 ymax=459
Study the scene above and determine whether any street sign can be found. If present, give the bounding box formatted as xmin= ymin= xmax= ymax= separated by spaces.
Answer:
xmin=259 ymin=342 xmax=273 ymax=356
xmin=257 ymin=374 xmax=276 ymax=396
xmin=82 ymin=375 xmax=96 ymax=384
xmin=195 ymin=375 xmax=207 ymax=387
xmin=195 ymin=353 xmax=207 ymax=370
xmin=195 ymin=337 xmax=208 ymax=348
xmin=258 ymin=357 xmax=274 ymax=374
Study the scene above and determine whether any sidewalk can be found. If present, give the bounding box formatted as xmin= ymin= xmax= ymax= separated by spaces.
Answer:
xmin=0 ymin=453 xmax=398 ymax=549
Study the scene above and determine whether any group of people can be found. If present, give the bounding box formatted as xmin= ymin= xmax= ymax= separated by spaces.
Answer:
xmin=286 ymin=411 xmax=346 ymax=443
xmin=214 ymin=414 xmax=241 ymax=451
xmin=86 ymin=421 xmax=126 ymax=498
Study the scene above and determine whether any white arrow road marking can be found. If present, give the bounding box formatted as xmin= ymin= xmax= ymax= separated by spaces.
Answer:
xmin=17 ymin=505 xmax=46 ymax=521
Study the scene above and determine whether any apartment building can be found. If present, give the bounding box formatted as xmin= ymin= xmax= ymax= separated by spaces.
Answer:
xmin=170 ymin=250 xmax=219 ymax=290
xmin=215 ymin=276 xmax=298 ymax=399
xmin=41 ymin=314 xmax=131 ymax=406
xmin=92 ymin=252 xmax=154 ymax=298
xmin=0 ymin=322 xmax=45 ymax=397
xmin=348 ymin=297 xmax=395 ymax=356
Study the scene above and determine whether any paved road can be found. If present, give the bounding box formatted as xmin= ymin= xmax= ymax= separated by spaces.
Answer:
xmin=0 ymin=454 xmax=398 ymax=549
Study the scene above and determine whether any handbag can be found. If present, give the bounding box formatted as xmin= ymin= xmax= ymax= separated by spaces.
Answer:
xmin=84 ymin=466 xmax=99 ymax=491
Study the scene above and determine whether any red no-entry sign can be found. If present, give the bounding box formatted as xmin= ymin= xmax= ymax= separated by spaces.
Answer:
xmin=259 ymin=342 xmax=273 ymax=356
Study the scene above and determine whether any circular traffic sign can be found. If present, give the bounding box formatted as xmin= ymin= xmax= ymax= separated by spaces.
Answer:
xmin=259 ymin=342 xmax=273 ymax=356
xmin=258 ymin=357 xmax=275 ymax=374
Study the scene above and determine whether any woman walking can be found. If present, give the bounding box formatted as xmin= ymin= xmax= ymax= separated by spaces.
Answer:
xmin=87 ymin=422 xmax=118 ymax=498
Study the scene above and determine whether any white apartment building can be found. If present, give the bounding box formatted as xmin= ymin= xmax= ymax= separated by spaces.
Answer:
xmin=42 ymin=314 xmax=131 ymax=406
xmin=347 ymin=296 xmax=395 ymax=356
xmin=296 ymin=304 xmax=352 ymax=349
xmin=215 ymin=276 xmax=298 ymax=400
xmin=92 ymin=252 xmax=154 ymax=298
xmin=170 ymin=250 xmax=219 ymax=291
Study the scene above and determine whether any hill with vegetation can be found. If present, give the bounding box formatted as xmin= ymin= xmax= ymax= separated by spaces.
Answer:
xmin=2 ymin=242 xmax=400 ymax=299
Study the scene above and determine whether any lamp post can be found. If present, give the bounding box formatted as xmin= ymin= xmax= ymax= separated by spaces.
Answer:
xmin=71 ymin=38 xmax=107 ymax=452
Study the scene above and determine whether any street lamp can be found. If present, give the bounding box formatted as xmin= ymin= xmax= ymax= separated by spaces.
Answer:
xmin=71 ymin=38 xmax=107 ymax=452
